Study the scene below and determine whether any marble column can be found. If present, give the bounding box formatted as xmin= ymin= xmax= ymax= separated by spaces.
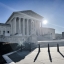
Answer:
xmin=35 ymin=21 xmax=36 ymax=34
xmin=14 ymin=17 xmax=16 ymax=34
xmin=11 ymin=20 xmax=12 ymax=35
xmin=31 ymin=20 xmax=34 ymax=35
xmin=21 ymin=18 xmax=23 ymax=35
xmin=23 ymin=19 xmax=25 ymax=35
xmin=27 ymin=19 xmax=29 ymax=35
xmin=19 ymin=18 xmax=21 ymax=34
xmin=11 ymin=18 xmax=14 ymax=35
xmin=28 ymin=19 xmax=31 ymax=35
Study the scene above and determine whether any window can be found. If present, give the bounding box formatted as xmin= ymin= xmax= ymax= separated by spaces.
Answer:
xmin=7 ymin=31 xmax=9 ymax=33
xmin=3 ymin=31 xmax=5 ymax=35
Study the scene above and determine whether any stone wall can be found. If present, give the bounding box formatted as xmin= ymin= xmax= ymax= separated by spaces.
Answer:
xmin=0 ymin=25 xmax=10 ymax=36
xmin=0 ymin=35 xmax=37 ymax=44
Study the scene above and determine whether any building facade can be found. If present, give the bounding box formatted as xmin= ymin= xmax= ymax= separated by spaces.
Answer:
xmin=41 ymin=27 xmax=55 ymax=39
xmin=6 ymin=10 xmax=42 ymax=36
xmin=0 ymin=23 xmax=10 ymax=36
xmin=0 ymin=10 xmax=55 ymax=43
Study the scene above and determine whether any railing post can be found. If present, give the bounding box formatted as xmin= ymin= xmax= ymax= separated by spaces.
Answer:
xmin=48 ymin=43 xmax=50 ymax=52
xmin=38 ymin=44 xmax=40 ymax=52
xmin=57 ymin=43 xmax=59 ymax=52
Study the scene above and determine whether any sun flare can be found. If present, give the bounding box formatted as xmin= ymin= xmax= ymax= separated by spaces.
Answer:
xmin=42 ymin=20 xmax=48 ymax=25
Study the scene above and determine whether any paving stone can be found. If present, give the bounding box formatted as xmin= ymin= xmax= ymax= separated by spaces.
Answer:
xmin=8 ymin=47 xmax=64 ymax=64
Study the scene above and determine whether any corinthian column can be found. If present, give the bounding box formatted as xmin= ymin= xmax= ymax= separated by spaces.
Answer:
xmin=23 ymin=18 xmax=25 ymax=36
xmin=14 ymin=17 xmax=16 ymax=34
xmin=19 ymin=18 xmax=21 ymax=34
xmin=27 ymin=19 xmax=29 ymax=35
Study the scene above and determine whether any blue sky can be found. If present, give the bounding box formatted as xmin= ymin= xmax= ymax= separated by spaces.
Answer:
xmin=0 ymin=0 xmax=64 ymax=34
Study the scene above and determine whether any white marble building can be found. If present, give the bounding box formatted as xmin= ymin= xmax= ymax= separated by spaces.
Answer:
xmin=0 ymin=10 xmax=55 ymax=43
xmin=6 ymin=10 xmax=43 ymax=36
xmin=41 ymin=27 xmax=55 ymax=39
xmin=0 ymin=23 xmax=10 ymax=36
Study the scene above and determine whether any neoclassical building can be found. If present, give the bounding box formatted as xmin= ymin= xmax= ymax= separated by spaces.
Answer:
xmin=0 ymin=10 xmax=55 ymax=43
xmin=6 ymin=10 xmax=43 ymax=36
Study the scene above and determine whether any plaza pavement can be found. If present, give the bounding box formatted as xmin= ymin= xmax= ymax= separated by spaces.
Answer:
xmin=8 ymin=46 xmax=64 ymax=64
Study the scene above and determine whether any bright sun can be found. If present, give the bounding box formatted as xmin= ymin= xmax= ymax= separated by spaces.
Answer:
xmin=42 ymin=20 xmax=48 ymax=25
